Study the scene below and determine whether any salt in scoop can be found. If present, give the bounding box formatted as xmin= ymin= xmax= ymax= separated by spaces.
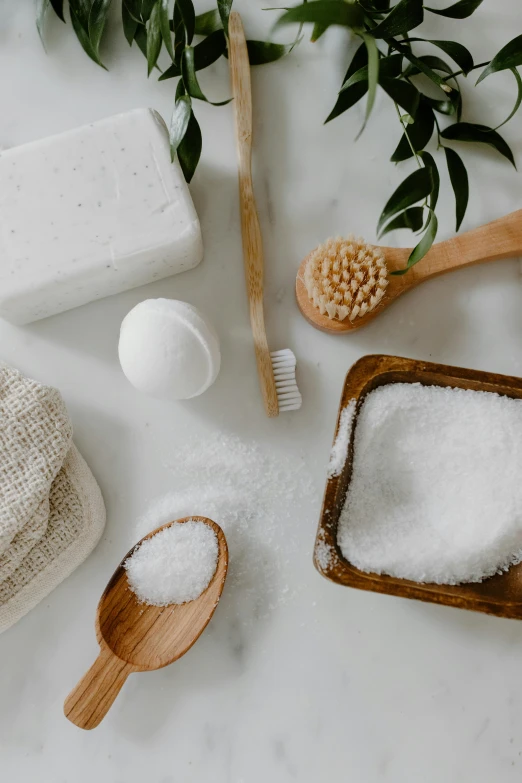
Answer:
xmin=64 ymin=517 xmax=228 ymax=729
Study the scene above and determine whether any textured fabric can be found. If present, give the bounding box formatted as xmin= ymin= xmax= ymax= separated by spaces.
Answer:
xmin=0 ymin=495 xmax=49 ymax=583
xmin=0 ymin=365 xmax=72 ymax=554
xmin=0 ymin=365 xmax=106 ymax=633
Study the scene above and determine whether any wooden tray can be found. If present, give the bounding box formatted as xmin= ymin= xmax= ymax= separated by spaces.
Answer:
xmin=314 ymin=354 xmax=522 ymax=619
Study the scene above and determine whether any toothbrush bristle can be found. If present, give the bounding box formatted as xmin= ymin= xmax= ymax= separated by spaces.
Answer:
xmin=270 ymin=349 xmax=302 ymax=412
xmin=303 ymin=235 xmax=389 ymax=322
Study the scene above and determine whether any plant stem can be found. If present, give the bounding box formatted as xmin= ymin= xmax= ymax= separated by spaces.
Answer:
xmin=443 ymin=60 xmax=490 ymax=80
xmin=393 ymin=100 xmax=422 ymax=169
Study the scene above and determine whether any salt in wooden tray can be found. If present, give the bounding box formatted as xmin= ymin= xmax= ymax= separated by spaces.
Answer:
xmin=314 ymin=354 xmax=522 ymax=619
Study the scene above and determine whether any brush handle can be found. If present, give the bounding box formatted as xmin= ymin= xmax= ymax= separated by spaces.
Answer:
xmin=228 ymin=11 xmax=279 ymax=418
xmin=64 ymin=645 xmax=133 ymax=730
xmin=396 ymin=209 xmax=522 ymax=284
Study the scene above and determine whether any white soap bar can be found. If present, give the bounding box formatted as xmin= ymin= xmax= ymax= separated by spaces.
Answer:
xmin=0 ymin=108 xmax=203 ymax=324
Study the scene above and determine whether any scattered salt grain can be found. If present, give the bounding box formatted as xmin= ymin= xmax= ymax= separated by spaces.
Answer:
xmin=125 ymin=520 xmax=218 ymax=606
xmin=338 ymin=383 xmax=522 ymax=585
xmin=328 ymin=400 xmax=356 ymax=478
xmin=314 ymin=532 xmax=334 ymax=571
xmin=136 ymin=431 xmax=318 ymax=620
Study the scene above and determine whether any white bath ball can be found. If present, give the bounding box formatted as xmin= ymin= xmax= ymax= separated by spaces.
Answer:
xmin=119 ymin=299 xmax=221 ymax=400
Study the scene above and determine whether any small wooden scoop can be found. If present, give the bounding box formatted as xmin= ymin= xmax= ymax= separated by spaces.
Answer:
xmin=296 ymin=208 xmax=522 ymax=333
xmin=64 ymin=517 xmax=228 ymax=730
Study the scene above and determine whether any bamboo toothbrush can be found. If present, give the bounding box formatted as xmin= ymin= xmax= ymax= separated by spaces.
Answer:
xmin=228 ymin=11 xmax=301 ymax=417
xmin=296 ymin=210 xmax=522 ymax=334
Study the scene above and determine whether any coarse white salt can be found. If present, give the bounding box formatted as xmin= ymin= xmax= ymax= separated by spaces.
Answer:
xmin=338 ymin=383 xmax=522 ymax=585
xmin=135 ymin=431 xmax=318 ymax=620
xmin=125 ymin=520 xmax=218 ymax=606
xmin=314 ymin=531 xmax=334 ymax=571
xmin=328 ymin=399 xmax=356 ymax=478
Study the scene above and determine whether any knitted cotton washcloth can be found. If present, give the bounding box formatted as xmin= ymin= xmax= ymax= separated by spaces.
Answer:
xmin=0 ymin=365 xmax=106 ymax=633
xmin=0 ymin=365 xmax=72 ymax=555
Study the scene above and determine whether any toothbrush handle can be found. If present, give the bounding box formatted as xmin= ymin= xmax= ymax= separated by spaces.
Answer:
xmin=228 ymin=11 xmax=279 ymax=418
xmin=406 ymin=209 xmax=522 ymax=283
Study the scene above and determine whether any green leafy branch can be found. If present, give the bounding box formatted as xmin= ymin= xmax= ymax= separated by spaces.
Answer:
xmin=277 ymin=0 xmax=522 ymax=270
xmin=36 ymin=0 xmax=299 ymax=182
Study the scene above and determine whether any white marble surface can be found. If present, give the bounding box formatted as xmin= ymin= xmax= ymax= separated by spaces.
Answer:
xmin=2 ymin=1 xmax=522 ymax=780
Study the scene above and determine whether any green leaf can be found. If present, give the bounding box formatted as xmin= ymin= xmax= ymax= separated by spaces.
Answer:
xmin=427 ymin=39 xmax=473 ymax=73
xmin=159 ymin=28 xmax=226 ymax=79
xmin=178 ymin=110 xmax=202 ymax=182
xmin=217 ymin=0 xmax=233 ymax=35
xmin=175 ymin=78 xmax=186 ymax=100
xmin=444 ymin=146 xmax=468 ymax=230
xmin=426 ymin=89 xmax=461 ymax=117
xmin=147 ymin=0 xmax=163 ymax=75
xmin=380 ymin=77 xmax=420 ymax=116
xmin=134 ymin=23 xmax=148 ymax=56
xmin=425 ymin=0 xmax=484 ymax=19
xmin=404 ymin=54 xmax=454 ymax=77
xmin=122 ymin=2 xmax=139 ymax=44
xmin=357 ymin=32 xmax=379 ymax=137
xmin=169 ymin=94 xmax=192 ymax=160
xmin=495 ymin=68 xmax=522 ymax=130
xmin=70 ymin=0 xmax=91 ymax=29
xmin=89 ymin=0 xmax=113 ymax=58
xmin=377 ymin=167 xmax=433 ymax=235
xmin=343 ymin=42 xmax=368 ymax=83
xmin=380 ymin=206 xmax=425 ymax=236
xmin=177 ymin=0 xmax=195 ymax=45
xmin=344 ymin=53 xmax=403 ymax=86
xmin=311 ymin=23 xmax=328 ymax=41
xmin=123 ymin=0 xmax=143 ymax=23
xmin=194 ymin=8 xmax=222 ymax=35
xmin=36 ymin=0 xmax=50 ymax=46
xmin=341 ymin=65 xmax=372 ymax=91
xmin=181 ymin=46 xmax=231 ymax=104
xmin=477 ymin=34 xmax=522 ymax=84
xmin=404 ymin=209 xmax=438 ymax=269
xmin=325 ymin=81 xmax=368 ymax=123
xmin=159 ymin=0 xmax=174 ymax=59
xmin=419 ymin=150 xmax=439 ymax=210
xmin=141 ymin=0 xmax=157 ymax=22
xmin=391 ymin=43 xmax=453 ymax=92
xmin=441 ymin=122 xmax=516 ymax=168
xmin=50 ymin=0 xmax=65 ymax=21
xmin=173 ymin=1 xmax=185 ymax=66
xmin=371 ymin=0 xmax=423 ymax=39
xmin=380 ymin=54 xmax=403 ymax=78
xmin=275 ymin=1 xmax=364 ymax=32
xmin=405 ymin=38 xmax=473 ymax=74
xmin=391 ymin=100 xmax=434 ymax=161
xmin=191 ymin=27 xmax=227 ymax=69
xmin=246 ymin=40 xmax=296 ymax=65
xmin=69 ymin=3 xmax=107 ymax=68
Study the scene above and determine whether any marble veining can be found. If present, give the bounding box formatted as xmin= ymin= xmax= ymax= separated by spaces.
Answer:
xmin=1 ymin=1 xmax=522 ymax=781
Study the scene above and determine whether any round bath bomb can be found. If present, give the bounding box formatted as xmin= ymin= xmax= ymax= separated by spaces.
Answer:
xmin=119 ymin=299 xmax=220 ymax=400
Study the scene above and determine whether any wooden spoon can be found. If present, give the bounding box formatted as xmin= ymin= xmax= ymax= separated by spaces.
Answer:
xmin=296 ymin=208 xmax=522 ymax=334
xmin=64 ymin=517 xmax=228 ymax=730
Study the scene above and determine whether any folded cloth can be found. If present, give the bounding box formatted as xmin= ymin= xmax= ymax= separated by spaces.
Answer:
xmin=0 ymin=366 xmax=72 ymax=554
xmin=0 ymin=365 xmax=106 ymax=633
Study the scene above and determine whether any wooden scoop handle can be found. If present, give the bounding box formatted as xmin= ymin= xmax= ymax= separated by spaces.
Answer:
xmin=64 ymin=645 xmax=133 ymax=730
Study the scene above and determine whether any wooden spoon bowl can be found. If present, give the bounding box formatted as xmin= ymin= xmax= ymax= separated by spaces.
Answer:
xmin=64 ymin=516 xmax=228 ymax=730
xmin=296 ymin=209 xmax=522 ymax=334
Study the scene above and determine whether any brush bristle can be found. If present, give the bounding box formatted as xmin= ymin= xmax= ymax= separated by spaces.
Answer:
xmin=303 ymin=235 xmax=388 ymax=321
xmin=270 ymin=349 xmax=302 ymax=412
